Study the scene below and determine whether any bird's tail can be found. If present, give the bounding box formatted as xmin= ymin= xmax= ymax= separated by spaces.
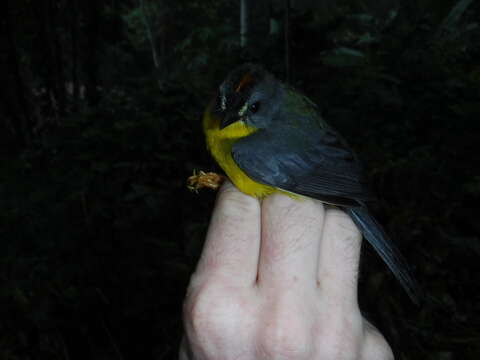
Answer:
xmin=347 ymin=207 xmax=420 ymax=304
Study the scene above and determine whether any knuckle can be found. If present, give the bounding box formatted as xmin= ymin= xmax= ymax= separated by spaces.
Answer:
xmin=316 ymin=335 xmax=360 ymax=360
xmin=183 ymin=283 xmax=244 ymax=349
xmin=315 ymin=314 xmax=363 ymax=360
xmin=362 ymin=327 xmax=394 ymax=360
xmin=257 ymin=303 xmax=312 ymax=359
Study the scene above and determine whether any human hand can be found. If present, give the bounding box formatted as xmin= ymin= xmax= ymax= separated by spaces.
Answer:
xmin=180 ymin=181 xmax=393 ymax=359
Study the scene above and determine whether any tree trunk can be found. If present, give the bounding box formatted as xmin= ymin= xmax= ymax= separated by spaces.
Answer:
xmin=33 ymin=0 xmax=57 ymax=117
xmin=71 ymin=0 xmax=80 ymax=111
xmin=240 ymin=0 xmax=250 ymax=47
xmin=84 ymin=0 xmax=101 ymax=107
xmin=138 ymin=0 xmax=164 ymax=89
xmin=139 ymin=0 xmax=160 ymax=69
xmin=51 ymin=0 xmax=66 ymax=116
xmin=284 ymin=0 xmax=291 ymax=83
xmin=3 ymin=0 xmax=33 ymax=149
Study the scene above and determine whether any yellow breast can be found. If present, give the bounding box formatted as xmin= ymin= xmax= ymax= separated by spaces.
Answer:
xmin=203 ymin=103 xmax=276 ymax=198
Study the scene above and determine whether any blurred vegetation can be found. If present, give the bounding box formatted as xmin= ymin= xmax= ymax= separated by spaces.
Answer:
xmin=1 ymin=0 xmax=479 ymax=359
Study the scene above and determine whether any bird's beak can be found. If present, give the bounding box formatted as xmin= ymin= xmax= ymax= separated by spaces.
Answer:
xmin=219 ymin=112 xmax=239 ymax=130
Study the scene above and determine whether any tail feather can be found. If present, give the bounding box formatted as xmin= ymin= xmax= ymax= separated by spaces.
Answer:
xmin=347 ymin=207 xmax=420 ymax=304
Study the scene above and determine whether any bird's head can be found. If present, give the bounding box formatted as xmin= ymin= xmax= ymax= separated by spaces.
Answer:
xmin=213 ymin=64 xmax=283 ymax=131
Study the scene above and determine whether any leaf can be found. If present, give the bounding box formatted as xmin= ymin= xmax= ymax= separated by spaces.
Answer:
xmin=356 ymin=32 xmax=379 ymax=46
xmin=321 ymin=47 xmax=365 ymax=67
xmin=437 ymin=0 xmax=475 ymax=37
xmin=124 ymin=183 xmax=154 ymax=201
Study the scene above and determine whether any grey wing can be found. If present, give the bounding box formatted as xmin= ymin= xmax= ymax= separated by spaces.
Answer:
xmin=232 ymin=128 xmax=372 ymax=207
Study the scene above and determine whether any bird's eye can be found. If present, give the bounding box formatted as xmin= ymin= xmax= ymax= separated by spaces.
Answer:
xmin=249 ymin=102 xmax=260 ymax=114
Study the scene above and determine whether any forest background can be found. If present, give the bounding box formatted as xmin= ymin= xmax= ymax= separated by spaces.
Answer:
xmin=1 ymin=0 xmax=479 ymax=359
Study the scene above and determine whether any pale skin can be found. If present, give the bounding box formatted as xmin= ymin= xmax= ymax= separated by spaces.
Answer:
xmin=180 ymin=181 xmax=394 ymax=360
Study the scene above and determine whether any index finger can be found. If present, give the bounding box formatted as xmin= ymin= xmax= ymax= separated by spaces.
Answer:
xmin=194 ymin=181 xmax=261 ymax=286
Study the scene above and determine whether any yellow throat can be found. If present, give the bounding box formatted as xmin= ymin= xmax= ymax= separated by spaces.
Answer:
xmin=202 ymin=102 xmax=276 ymax=198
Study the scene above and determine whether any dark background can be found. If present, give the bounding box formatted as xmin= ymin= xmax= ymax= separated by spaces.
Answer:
xmin=1 ymin=0 xmax=479 ymax=359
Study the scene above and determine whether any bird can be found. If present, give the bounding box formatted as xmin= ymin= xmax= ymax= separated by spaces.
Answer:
xmin=188 ymin=63 xmax=419 ymax=304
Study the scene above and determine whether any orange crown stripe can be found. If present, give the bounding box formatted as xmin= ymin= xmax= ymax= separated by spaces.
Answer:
xmin=235 ymin=73 xmax=253 ymax=93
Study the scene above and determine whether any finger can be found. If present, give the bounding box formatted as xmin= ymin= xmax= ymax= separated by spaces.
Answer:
xmin=257 ymin=193 xmax=324 ymax=287
xmin=178 ymin=336 xmax=191 ymax=360
xmin=361 ymin=320 xmax=394 ymax=360
xmin=317 ymin=207 xmax=362 ymax=305
xmin=194 ymin=181 xmax=261 ymax=286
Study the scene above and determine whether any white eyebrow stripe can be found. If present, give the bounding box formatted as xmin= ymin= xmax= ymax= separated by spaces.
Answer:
xmin=221 ymin=95 xmax=227 ymax=110
xmin=238 ymin=102 xmax=248 ymax=116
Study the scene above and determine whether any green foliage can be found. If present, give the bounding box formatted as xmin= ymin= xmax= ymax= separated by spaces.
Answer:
xmin=1 ymin=0 xmax=479 ymax=359
xmin=291 ymin=3 xmax=480 ymax=358
xmin=1 ymin=82 xmax=202 ymax=358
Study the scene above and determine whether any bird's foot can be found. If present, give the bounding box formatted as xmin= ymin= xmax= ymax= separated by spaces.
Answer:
xmin=187 ymin=170 xmax=226 ymax=192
